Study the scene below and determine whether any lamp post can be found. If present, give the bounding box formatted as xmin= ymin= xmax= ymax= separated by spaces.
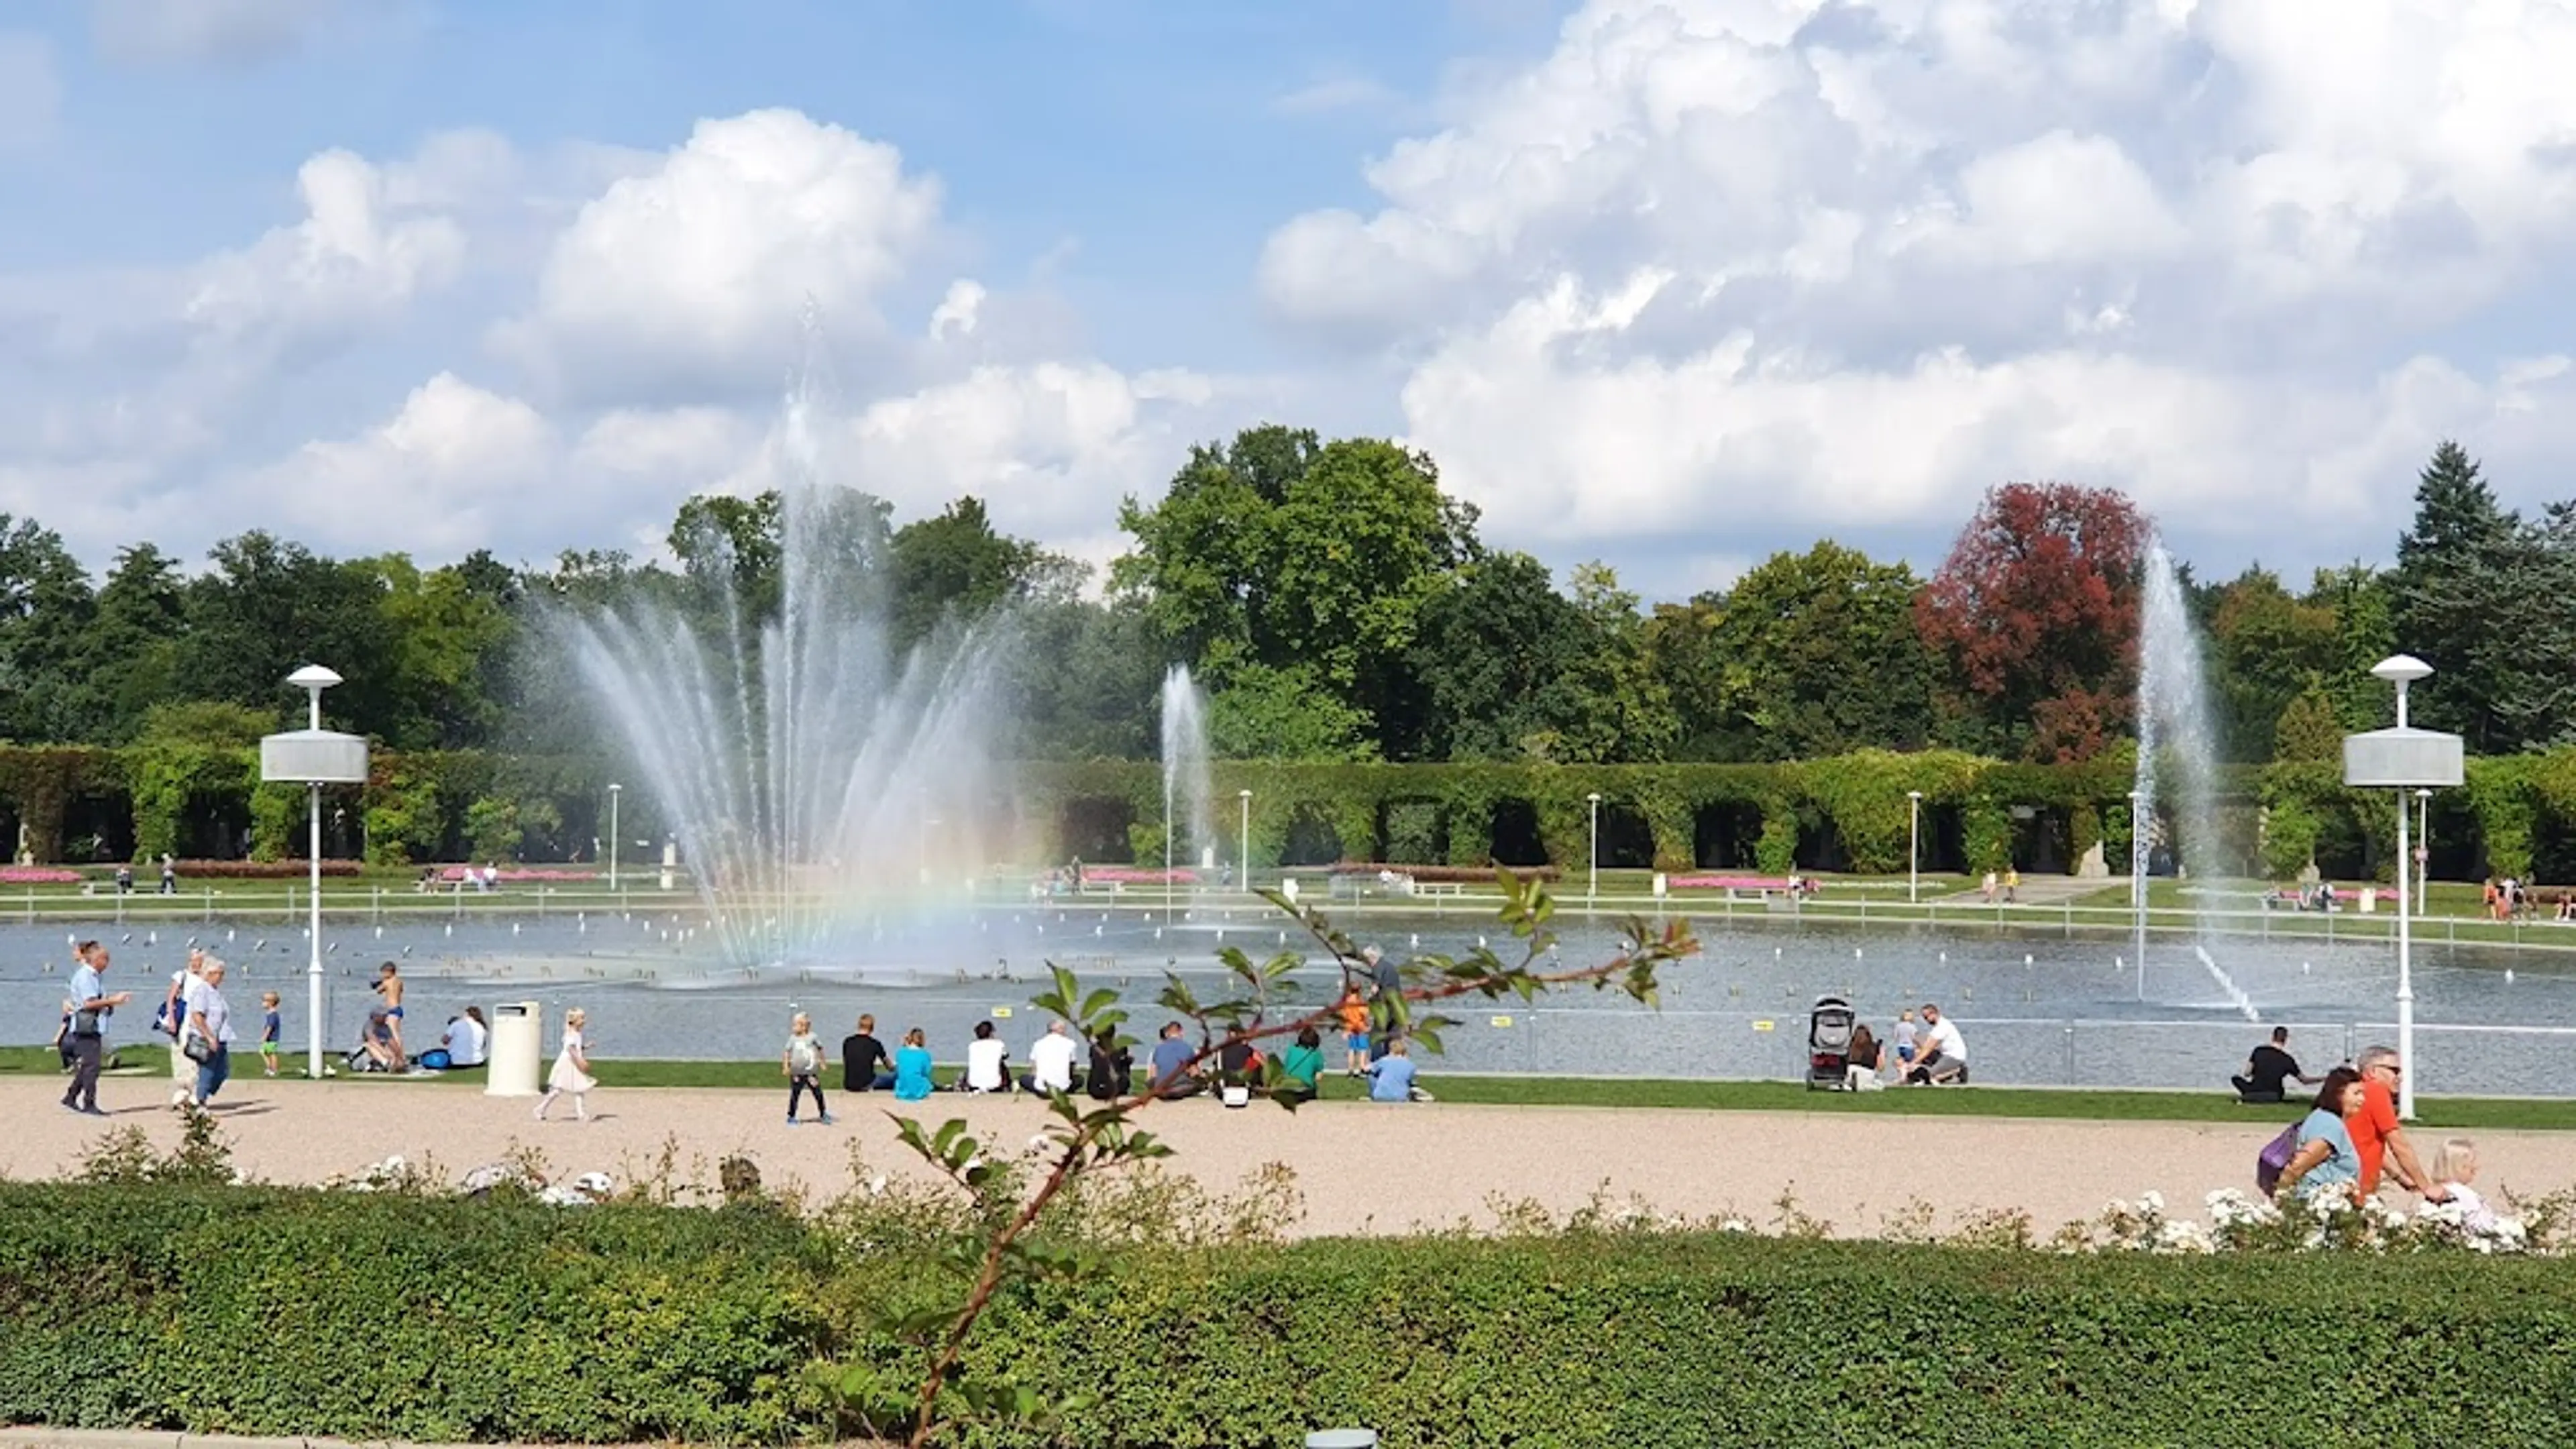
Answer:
xmin=1906 ymin=790 xmax=1923 ymax=904
xmin=2414 ymin=789 xmax=2431 ymax=916
xmin=260 ymin=666 xmax=366 ymax=1083
xmin=2343 ymin=653 xmax=2461 ymax=1121
xmin=606 ymin=784 xmax=621 ymax=891
xmin=1238 ymin=789 xmax=1252 ymax=894
xmin=1586 ymin=792 xmax=1603 ymax=910
xmin=2129 ymin=789 xmax=2146 ymax=1002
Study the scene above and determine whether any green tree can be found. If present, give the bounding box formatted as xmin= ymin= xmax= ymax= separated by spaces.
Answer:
xmin=1405 ymin=551 xmax=1589 ymax=761
xmin=2301 ymin=564 xmax=2398 ymax=733
xmin=70 ymin=543 xmax=185 ymax=741
xmin=2389 ymin=441 xmax=2524 ymax=751
xmin=2204 ymin=567 xmax=2342 ymax=761
xmin=887 ymin=496 xmax=1056 ymax=653
xmin=1114 ymin=425 xmax=1481 ymax=756
xmin=2272 ymin=681 xmax=2345 ymax=762
xmin=1205 ymin=663 xmax=1377 ymax=761
xmin=1690 ymin=542 xmax=1934 ymax=761
xmin=364 ymin=554 xmax=517 ymax=749
xmin=0 ymin=516 xmax=97 ymax=741
xmin=670 ymin=491 xmax=788 ymax=629
xmin=1538 ymin=563 xmax=1675 ymax=764
xmin=1010 ymin=600 xmax=1165 ymax=760
xmin=174 ymin=533 xmax=402 ymax=741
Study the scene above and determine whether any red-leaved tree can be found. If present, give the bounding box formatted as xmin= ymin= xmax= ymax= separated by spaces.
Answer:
xmin=1914 ymin=482 xmax=2147 ymax=762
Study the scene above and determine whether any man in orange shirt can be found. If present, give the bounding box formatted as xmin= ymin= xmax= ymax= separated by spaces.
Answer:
xmin=2346 ymin=1046 xmax=2448 ymax=1201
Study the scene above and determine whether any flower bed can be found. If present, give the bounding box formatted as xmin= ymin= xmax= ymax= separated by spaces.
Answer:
xmin=0 ymin=867 xmax=81 ymax=884
xmin=1328 ymin=861 xmax=1561 ymax=883
xmin=1077 ymin=865 xmax=1199 ymax=885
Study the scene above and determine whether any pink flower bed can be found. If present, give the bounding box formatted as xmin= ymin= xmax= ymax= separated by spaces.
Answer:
xmin=0 ymin=867 xmax=81 ymax=884
xmin=1078 ymin=866 xmax=1199 ymax=885
xmin=1666 ymin=874 xmax=1796 ymax=891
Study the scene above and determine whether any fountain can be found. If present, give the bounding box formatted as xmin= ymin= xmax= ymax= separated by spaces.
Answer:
xmin=1159 ymin=664 xmax=1214 ymax=912
xmin=558 ymin=365 xmax=1020 ymax=969
xmin=2137 ymin=540 xmax=2257 ymax=1020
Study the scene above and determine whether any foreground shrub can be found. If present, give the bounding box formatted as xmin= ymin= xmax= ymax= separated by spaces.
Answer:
xmin=6 ymin=1181 xmax=2576 ymax=1446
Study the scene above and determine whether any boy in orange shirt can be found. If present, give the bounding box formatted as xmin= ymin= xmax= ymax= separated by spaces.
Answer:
xmin=1336 ymin=985 xmax=1370 ymax=1077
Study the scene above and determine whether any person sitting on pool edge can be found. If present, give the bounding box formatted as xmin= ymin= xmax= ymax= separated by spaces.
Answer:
xmin=1904 ymin=1003 xmax=1968 ymax=1085
xmin=2231 ymin=1025 xmax=2320 ymax=1104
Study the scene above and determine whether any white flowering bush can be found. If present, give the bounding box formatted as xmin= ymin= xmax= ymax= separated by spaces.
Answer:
xmin=2077 ymin=1185 xmax=2558 ymax=1256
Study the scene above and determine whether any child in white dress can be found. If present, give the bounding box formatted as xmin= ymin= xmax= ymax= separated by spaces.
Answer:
xmin=535 ymin=1008 xmax=596 ymax=1122
xmin=2428 ymin=1138 xmax=2497 ymax=1232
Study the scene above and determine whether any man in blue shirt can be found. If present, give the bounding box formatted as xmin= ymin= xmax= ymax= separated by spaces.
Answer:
xmin=1368 ymin=1037 xmax=1419 ymax=1103
xmin=1147 ymin=1022 xmax=1203 ymax=1098
xmin=62 ymin=941 xmax=129 ymax=1116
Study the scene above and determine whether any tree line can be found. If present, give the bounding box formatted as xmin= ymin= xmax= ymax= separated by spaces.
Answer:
xmin=0 ymin=429 xmax=2551 ymax=768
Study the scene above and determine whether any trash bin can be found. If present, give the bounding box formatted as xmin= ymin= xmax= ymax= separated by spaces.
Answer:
xmin=486 ymin=1001 xmax=542 ymax=1097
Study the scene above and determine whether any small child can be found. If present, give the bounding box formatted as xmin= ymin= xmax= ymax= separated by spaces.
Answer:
xmin=1337 ymin=986 xmax=1370 ymax=1078
xmin=2429 ymin=1138 xmax=2498 ymax=1232
xmin=535 ymin=1008 xmax=595 ymax=1123
xmin=783 ymin=1012 xmax=832 ymax=1126
xmin=260 ymin=991 xmax=281 ymax=1076
xmin=1892 ymin=1009 xmax=1919 ymax=1070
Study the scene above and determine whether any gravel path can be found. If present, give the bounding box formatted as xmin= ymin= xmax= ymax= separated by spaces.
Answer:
xmin=9 ymin=1073 xmax=2571 ymax=1238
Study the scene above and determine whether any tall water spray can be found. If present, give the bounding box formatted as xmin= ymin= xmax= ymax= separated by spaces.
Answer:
xmin=2137 ymin=540 xmax=2253 ymax=1018
xmin=1159 ymin=664 xmax=1214 ymax=879
xmin=558 ymin=362 xmax=1020 ymax=969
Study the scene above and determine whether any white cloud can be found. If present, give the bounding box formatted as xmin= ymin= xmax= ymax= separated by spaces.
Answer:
xmin=182 ymin=147 xmax=468 ymax=349
xmin=492 ymin=109 xmax=945 ymax=406
xmin=91 ymin=0 xmax=354 ymax=64
xmin=1257 ymin=0 xmax=2576 ymax=571
xmin=0 ymin=32 xmax=62 ymax=149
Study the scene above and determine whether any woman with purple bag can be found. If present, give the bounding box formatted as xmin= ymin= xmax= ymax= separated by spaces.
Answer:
xmin=2266 ymin=1066 xmax=2364 ymax=1201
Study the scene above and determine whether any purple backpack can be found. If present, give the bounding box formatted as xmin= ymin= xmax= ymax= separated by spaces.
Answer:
xmin=2255 ymin=1124 xmax=2301 ymax=1197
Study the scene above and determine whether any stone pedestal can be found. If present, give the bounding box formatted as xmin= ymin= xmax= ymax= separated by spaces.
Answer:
xmin=2076 ymin=842 xmax=2109 ymax=879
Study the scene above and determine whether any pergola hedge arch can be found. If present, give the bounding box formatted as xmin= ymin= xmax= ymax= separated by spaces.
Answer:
xmin=0 ymin=741 xmax=2565 ymax=879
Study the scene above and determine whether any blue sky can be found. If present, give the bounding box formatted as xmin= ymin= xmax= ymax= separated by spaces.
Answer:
xmin=7 ymin=0 xmax=2576 ymax=600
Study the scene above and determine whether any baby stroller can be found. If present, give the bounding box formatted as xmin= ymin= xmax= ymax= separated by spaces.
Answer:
xmin=1807 ymin=996 xmax=1856 ymax=1091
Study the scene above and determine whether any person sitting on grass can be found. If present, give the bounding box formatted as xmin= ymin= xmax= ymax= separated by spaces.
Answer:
xmin=1904 ymin=1003 xmax=1968 ymax=1085
xmin=1277 ymin=1026 xmax=1326 ymax=1104
xmin=892 ymin=1028 xmax=934 ymax=1102
xmin=1085 ymin=1026 xmax=1132 ymax=1100
xmin=1368 ymin=1036 xmax=1422 ymax=1103
xmin=963 ymin=1020 xmax=1013 ymax=1095
xmin=1148 ymin=1022 xmax=1203 ymax=1098
xmin=1844 ymin=1024 xmax=1885 ymax=1091
xmin=2231 ymin=1026 xmax=2320 ymax=1104
xmin=359 ymin=1009 xmax=400 ymax=1072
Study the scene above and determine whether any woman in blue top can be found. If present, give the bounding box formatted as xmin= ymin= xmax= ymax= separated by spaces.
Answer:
xmin=2273 ymin=1065 xmax=2364 ymax=1201
xmin=893 ymin=1027 xmax=935 ymax=1102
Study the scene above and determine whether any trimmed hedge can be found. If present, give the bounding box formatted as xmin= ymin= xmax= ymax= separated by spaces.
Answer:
xmin=4 ymin=1184 xmax=2575 ymax=1446
xmin=0 ymin=1185 xmax=833 ymax=1443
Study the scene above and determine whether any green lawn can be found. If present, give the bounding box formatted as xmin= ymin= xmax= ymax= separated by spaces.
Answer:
xmin=19 ymin=1044 xmax=2567 ymax=1130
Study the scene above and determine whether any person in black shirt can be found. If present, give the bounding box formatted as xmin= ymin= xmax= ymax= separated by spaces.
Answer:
xmin=841 ymin=1013 xmax=894 ymax=1093
xmin=2232 ymin=1026 xmax=2320 ymax=1103
xmin=1085 ymin=1027 xmax=1132 ymax=1100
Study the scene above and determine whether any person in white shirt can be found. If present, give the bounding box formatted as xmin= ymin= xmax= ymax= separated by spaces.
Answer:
xmin=2428 ymin=1138 xmax=2499 ymax=1233
xmin=963 ymin=1020 xmax=1012 ymax=1093
xmin=181 ymin=959 xmax=237 ymax=1108
xmin=444 ymin=1008 xmax=488 ymax=1068
xmin=1905 ymin=1002 xmax=1969 ymax=1085
xmin=164 ymin=950 xmax=208 ymax=1106
xmin=1020 ymin=1020 xmax=1079 ymax=1095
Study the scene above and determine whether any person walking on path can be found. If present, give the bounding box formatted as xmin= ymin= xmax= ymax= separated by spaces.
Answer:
xmin=782 ymin=1012 xmax=833 ymax=1125
xmin=181 ymin=959 xmax=237 ymax=1109
xmin=61 ymin=941 xmax=129 ymax=1116
xmin=160 ymin=949 xmax=207 ymax=1103
xmin=534 ymin=1008 xmax=596 ymax=1122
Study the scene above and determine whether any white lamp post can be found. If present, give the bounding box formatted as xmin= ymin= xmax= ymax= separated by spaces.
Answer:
xmin=1238 ymin=789 xmax=1252 ymax=894
xmin=606 ymin=784 xmax=621 ymax=890
xmin=1586 ymin=792 xmax=1603 ymax=910
xmin=2343 ymin=653 xmax=2463 ymax=1120
xmin=1906 ymin=790 xmax=1923 ymax=904
xmin=260 ymin=665 xmax=368 ymax=1083
xmin=2414 ymin=788 xmax=2431 ymax=916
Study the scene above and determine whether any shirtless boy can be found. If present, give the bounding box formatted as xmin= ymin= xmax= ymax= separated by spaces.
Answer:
xmin=373 ymin=962 xmax=407 ymax=1070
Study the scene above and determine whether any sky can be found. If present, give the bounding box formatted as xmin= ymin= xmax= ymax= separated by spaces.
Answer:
xmin=7 ymin=0 xmax=2576 ymax=602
